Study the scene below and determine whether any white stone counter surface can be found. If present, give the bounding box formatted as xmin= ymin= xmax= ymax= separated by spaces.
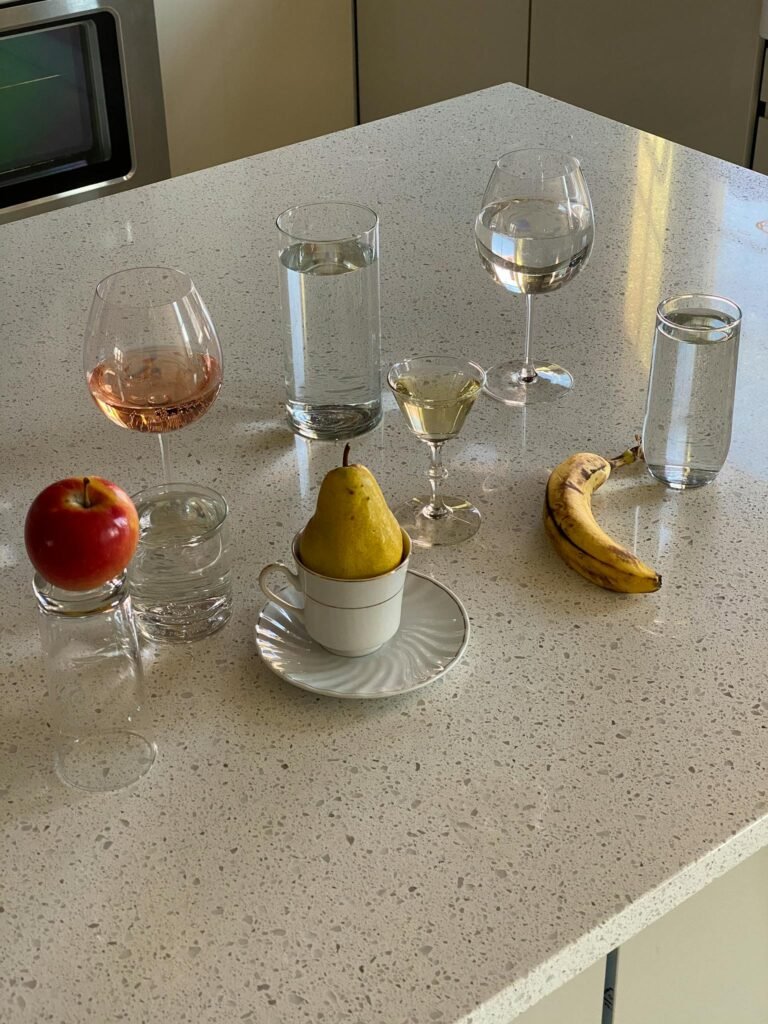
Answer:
xmin=2 ymin=84 xmax=768 ymax=1024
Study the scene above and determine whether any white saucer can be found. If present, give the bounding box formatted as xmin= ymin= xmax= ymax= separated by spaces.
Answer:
xmin=255 ymin=570 xmax=469 ymax=699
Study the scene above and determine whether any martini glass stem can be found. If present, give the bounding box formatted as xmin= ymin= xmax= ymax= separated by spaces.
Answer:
xmin=424 ymin=441 xmax=450 ymax=519
xmin=158 ymin=434 xmax=173 ymax=483
xmin=521 ymin=293 xmax=537 ymax=384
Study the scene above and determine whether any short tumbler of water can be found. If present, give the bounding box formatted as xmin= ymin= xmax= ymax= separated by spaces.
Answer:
xmin=277 ymin=201 xmax=382 ymax=440
xmin=642 ymin=294 xmax=741 ymax=489
xmin=34 ymin=572 xmax=156 ymax=792
xmin=128 ymin=483 xmax=232 ymax=643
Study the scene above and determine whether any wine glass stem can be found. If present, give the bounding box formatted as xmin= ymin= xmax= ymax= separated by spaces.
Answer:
xmin=520 ymin=293 xmax=537 ymax=384
xmin=424 ymin=441 xmax=450 ymax=520
xmin=158 ymin=434 xmax=173 ymax=483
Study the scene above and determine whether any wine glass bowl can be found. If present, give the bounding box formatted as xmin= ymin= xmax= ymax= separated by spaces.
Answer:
xmin=387 ymin=356 xmax=485 ymax=548
xmin=474 ymin=148 xmax=594 ymax=405
xmin=84 ymin=267 xmax=223 ymax=480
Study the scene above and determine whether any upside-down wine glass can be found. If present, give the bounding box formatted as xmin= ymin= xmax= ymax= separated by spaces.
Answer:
xmin=84 ymin=267 xmax=223 ymax=481
xmin=474 ymin=148 xmax=594 ymax=405
xmin=387 ymin=355 xmax=485 ymax=547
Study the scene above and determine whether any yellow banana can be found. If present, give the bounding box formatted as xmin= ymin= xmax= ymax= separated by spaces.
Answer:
xmin=544 ymin=446 xmax=661 ymax=594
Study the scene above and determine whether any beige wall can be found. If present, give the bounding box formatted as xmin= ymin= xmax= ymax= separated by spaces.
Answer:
xmin=155 ymin=0 xmax=357 ymax=176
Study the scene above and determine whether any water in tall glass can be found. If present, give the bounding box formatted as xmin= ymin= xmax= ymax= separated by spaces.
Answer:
xmin=279 ymin=237 xmax=381 ymax=440
xmin=642 ymin=305 xmax=740 ymax=489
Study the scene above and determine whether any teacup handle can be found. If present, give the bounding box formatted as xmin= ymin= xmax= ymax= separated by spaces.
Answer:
xmin=259 ymin=562 xmax=304 ymax=612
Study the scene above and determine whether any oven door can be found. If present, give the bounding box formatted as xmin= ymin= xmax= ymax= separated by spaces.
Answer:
xmin=0 ymin=0 xmax=169 ymax=221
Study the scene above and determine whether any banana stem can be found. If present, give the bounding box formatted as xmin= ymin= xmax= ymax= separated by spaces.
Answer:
xmin=423 ymin=441 xmax=450 ymax=520
xmin=609 ymin=444 xmax=642 ymax=471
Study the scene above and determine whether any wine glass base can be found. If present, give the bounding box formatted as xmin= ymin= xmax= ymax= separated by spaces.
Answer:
xmin=483 ymin=361 xmax=573 ymax=406
xmin=394 ymin=496 xmax=481 ymax=547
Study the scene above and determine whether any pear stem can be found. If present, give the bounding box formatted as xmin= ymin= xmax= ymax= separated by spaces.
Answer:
xmin=82 ymin=477 xmax=91 ymax=509
xmin=343 ymin=443 xmax=351 ymax=467
xmin=423 ymin=441 xmax=450 ymax=520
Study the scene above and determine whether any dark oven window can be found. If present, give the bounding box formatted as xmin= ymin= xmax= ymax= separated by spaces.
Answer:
xmin=0 ymin=12 xmax=132 ymax=210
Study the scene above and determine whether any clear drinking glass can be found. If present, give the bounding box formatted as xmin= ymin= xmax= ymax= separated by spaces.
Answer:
xmin=387 ymin=356 xmax=486 ymax=547
xmin=642 ymin=294 xmax=741 ymax=489
xmin=34 ymin=572 xmax=156 ymax=792
xmin=277 ymin=201 xmax=382 ymax=440
xmin=128 ymin=483 xmax=232 ymax=643
xmin=84 ymin=267 xmax=223 ymax=482
xmin=474 ymin=148 xmax=594 ymax=405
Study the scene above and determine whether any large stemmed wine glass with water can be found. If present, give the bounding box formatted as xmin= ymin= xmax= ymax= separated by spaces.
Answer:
xmin=474 ymin=148 xmax=594 ymax=405
xmin=84 ymin=267 xmax=223 ymax=481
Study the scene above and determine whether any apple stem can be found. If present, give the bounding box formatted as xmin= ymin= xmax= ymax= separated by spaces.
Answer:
xmin=82 ymin=477 xmax=91 ymax=509
xmin=343 ymin=443 xmax=351 ymax=468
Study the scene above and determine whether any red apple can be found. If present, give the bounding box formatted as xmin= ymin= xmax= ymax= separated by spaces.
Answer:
xmin=24 ymin=476 xmax=140 ymax=591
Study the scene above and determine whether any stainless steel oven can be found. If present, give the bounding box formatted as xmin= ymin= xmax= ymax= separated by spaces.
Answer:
xmin=0 ymin=0 xmax=169 ymax=223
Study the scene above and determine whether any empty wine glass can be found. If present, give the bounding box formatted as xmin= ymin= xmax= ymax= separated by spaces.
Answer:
xmin=387 ymin=356 xmax=485 ymax=547
xmin=84 ymin=267 xmax=223 ymax=481
xmin=474 ymin=148 xmax=594 ymax=405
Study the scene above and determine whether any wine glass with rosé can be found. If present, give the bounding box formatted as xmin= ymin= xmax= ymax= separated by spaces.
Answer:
xmin=84 ymin=267 xmax=223 ymax=482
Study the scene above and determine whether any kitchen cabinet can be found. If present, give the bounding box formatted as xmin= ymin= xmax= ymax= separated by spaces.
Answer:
xmin=356 ymin=0 xmax=528 ymax=123
xmin=519 ymin=846 xmax=768 ymax=1024
xmin=154 ymin=1 xmax=765 ymax=177
xmin=513 ymin=958 xmax=606 ymax=1024
xmin=752 ymin=48 xmax=768 ymax=173
xmin=356 ymin=0 xmax=764 ymax=166
xmin=528 ymin=0 xmax=764 ymax=166
xmin=154 ymin=0 xmax=356 ymax=175
xmin=613 ymin=847 xmax=768 ymax=1024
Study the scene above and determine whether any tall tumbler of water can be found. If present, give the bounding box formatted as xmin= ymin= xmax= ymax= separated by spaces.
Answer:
xmin=128 ymin=483 xmax=232 ymax=642
xmin=642 ymin=294 xmax=741 ymax=489
xmin=277 ymin=201 xmax=382 ymax=440
xmin=34 ymin=572 xmax=156 ymax=792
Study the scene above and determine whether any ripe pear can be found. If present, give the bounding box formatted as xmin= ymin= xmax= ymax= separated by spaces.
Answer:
xmin=299 ymin=444 xmax=403 ymax=579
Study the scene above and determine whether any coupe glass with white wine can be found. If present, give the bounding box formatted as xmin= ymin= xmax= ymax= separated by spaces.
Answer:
xmin=387 ymin=356 xmax=485 ymax=547
xmin=474 ymin=148 xmax=594 ymax=405
xmin=84 ymin=267 xmax=223 ymax=482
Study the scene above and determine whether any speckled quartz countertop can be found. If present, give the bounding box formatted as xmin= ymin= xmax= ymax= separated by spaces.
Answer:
xmin=2 ymin=83 xmax=768 ymax=1023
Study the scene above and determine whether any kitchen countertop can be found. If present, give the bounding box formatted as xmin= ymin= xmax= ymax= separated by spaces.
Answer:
xmin=2 ymin=83 xmax=768 ymax=1023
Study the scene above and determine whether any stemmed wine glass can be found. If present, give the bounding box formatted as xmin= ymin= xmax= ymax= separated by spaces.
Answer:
xmin=387 ymin=356 xmax=485 ymax=547
xmin=474 ymin=148 xmax=594 ymax=405
xmin=84 ymin=267 xmax=223 ymax=481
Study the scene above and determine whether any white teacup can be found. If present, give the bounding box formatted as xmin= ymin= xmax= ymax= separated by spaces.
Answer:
xmin=259 ymin=529 xmax=411 ymax=657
